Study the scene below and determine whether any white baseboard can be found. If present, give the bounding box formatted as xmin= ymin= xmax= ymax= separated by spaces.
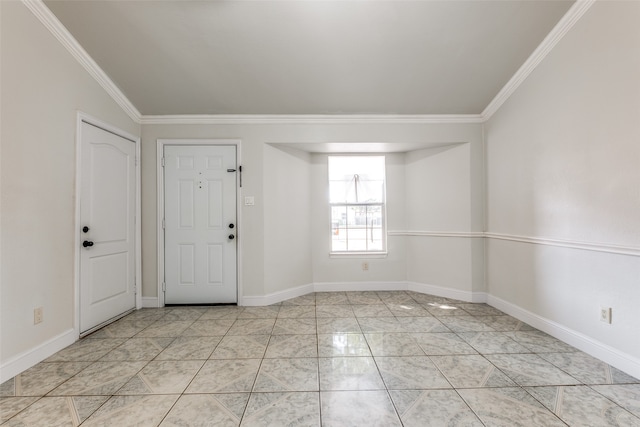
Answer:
xmin=0 ymin=328 xmax=76 ymax=383
xmin=487 ymin=295 xmax=640 ymax=380
xmin=241 ymin=281 xmax=481 ymax=306
xmin=314 ymin=281 xmax=407 ymax=293
xmin=141 ymin=297 xmax=159 ymax=308
xmin=242 ymin=283 xmax=315 ymax=306
xmin=407 ymin=281 xmax=487 ymax=303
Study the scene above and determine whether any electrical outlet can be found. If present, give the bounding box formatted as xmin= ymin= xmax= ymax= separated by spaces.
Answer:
xmin=600 ymin=307 xmax=612 ymax=324
xmin=34 ymin=307 xmax=43 ymax=325
xmin=362 ymin=262 xmax=369 ymax=271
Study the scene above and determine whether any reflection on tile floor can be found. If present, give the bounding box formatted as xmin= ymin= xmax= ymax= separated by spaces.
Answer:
xmin=2 ymin=291 xmax=639 ymax=426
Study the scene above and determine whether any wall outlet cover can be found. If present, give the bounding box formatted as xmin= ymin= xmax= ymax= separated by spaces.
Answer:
xmin=34 ymin=307 xmax=43 ymax=324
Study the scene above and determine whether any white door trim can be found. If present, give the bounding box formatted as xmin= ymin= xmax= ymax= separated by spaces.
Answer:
xmin=156 ymin=139 xmax=243 ymax=307
xmin=74 ymin=112 xmax=142 ymax=338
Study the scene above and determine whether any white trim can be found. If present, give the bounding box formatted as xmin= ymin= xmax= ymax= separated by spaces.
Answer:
xmin=485 ymin=232 xmax=640 ymax=257
xmin=135 ymin=129 xmax=142 ymax=311
xmin=314 ymin=281 xmax=407 ymax=293
xmin=140 ymin=114 xmax=484 ymax=125
xmin=241 ymin=281 xmax=481 ymax=306
xmin=156 ymin=139 xmax=243 ymax=307
xmin=0 ymin=328 xmax=75 ymax=383
xmin=387 ymin=230 xmax=640 ymax=257
xmin=329 ymin=252 xmax=388 ymax=259
xmin=74 ymin=112 xmax=142 ymax=339
xmin=487 ymin=294 xmax=640 ymax=380
xmin=142 ymin=297 xmax=159 ymax=308
xmin=481 ymin=0 xmax=596 ymax=120
xmin=389 ymin=230 xmax=484 ymax=238
xmin=407 ymin=281 xmax=487 ymax=303
xmin=22 ymin=0 xmax=141 ymax=123
xmin=242 ymin=284 xmax=315 ymax=307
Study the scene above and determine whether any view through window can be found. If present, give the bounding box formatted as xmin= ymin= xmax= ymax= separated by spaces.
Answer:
xmin=328 ymin=156 xmax=386 ymax=253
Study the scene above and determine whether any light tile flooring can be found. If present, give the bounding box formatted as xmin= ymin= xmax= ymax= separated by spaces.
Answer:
xmin=2 ymin=291 xmax=640 ymax=426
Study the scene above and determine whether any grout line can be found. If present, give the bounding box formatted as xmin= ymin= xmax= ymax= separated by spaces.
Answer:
xmin=3 ymin=292 xmax=639 ymax=425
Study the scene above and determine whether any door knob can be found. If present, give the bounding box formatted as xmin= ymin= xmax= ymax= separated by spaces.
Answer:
xmin=228 ymin=234 xmax=235 ymax=240
xmin=83 ymin=240 xmax=94 ymax=247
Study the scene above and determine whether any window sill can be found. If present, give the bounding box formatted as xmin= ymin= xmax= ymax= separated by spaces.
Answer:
xmin=329 ymin=252 xmax=388 ymax=259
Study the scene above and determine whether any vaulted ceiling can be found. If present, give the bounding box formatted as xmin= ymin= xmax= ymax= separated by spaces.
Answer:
xmin=44 ymin=0 xmax=574 ymax=116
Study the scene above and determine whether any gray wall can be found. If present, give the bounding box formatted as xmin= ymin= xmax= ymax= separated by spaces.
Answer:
xmin=1 ymin=2 xmax=139 ymax=368
xmin=141 ymin=123 xmax=484 ymax=302
xmin=484 ymin=1 xmax=640 ymax=367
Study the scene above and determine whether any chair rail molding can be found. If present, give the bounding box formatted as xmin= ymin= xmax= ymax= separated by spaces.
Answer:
xmin=388 ymin=230 xmax=640 ymax=257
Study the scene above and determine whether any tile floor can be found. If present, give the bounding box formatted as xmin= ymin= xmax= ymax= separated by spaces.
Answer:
xmin=1 ymin=291 xmax=640 ymax=426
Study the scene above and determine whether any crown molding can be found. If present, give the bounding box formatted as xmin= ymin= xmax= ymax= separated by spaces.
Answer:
xmin=481 ymin=0 xmax=596 ymax=121
xmin=139 ymin=114 xmax=485 ymax=125
xmin=24 ymin=0 xmax=594 ymax=125
xmin=22 ymin=0 xmax=142 ymax=123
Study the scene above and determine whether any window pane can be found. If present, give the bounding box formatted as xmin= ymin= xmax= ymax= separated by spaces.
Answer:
xmin=330 ymin=203 xmax=385 ymax=252
xmin=328 ymin=155 xmax=386 ymax=253
xmin=368 ymin=228 xmax=384 ymax=251
xmin=331 ymin=206 xmax=346 ymax=228
xmin=328 ymin=156 xmax=385 ymax=181
xmin=347 ymin=228 xmax=367 ymax=251
xmin=331 ymin=206 xmax=348 ymax=252
xmin=328 ymin=156 xmax=385 ymax=204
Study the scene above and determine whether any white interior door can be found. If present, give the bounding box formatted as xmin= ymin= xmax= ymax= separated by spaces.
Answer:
xmin=80 ymin=121 xmax=136 ymax=333
xmin=164 ymin=145 xmax=237 ymax=304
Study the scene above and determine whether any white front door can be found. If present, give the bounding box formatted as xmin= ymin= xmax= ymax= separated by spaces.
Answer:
xmin=164 ymin=145 xmax=237 ymax=304
xmin=80 ymin=121 xmax=136 ymax=333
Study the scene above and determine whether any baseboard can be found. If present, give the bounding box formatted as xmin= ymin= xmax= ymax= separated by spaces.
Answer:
xmin=242 ymin=283 xmax=315 ymax=306
xmin=407 ymin=281 xmax=487 ymax=303
xmin=241 ymin=281 xmax=483 ymax=305
xmin=487 ymin=295 xmax=640 ymax=380
xmin=240 ymin=281 xmax=476 ymax=306
xmin=0 ymin=328 xmax=76 ymax=383
xmin=141 ymin=297 xmax=159 ymax=308
xmin=313 ymin=281 xmax=407 ymax=293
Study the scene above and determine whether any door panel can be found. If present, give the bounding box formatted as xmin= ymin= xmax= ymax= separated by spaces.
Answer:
xmin=80 ymin=122 xmax=136 ymax=333
xmin=164 ymin=145 xmax=237 ymax=304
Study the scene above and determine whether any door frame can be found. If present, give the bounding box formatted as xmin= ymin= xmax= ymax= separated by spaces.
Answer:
xmin=74 ymin=112 xmax=142 ymax=338
xmin=156 ymin=139 xmax=243 ymax=307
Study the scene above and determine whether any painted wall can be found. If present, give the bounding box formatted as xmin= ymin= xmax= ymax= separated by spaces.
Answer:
xmin=263 ymin=145 xmax=313 ymax=295
xmin=310 ymin=153 xmax=407 ymax=285
xmin=485 ymin=0 xmax=640 ymax=370
xmin=140 ymin=123 xmax=484 ymax=301
xmin=404 ymin=141 xmax=486 ymax=296
xmin=0 ymin=1 xmax=139 ymax=374
xmin=405 ymin=145 xmax=472 ymax=293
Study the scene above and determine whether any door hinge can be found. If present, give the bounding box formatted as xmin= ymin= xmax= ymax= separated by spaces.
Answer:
xmin=161 ymin=157 xmax=165 ymax=167
xmin=162 ymin=218 xmax=166 ymax=229
xmin=162 ymin=282 xmax=166 ymax=292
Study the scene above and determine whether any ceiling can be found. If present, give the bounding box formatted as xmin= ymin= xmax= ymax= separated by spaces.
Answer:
xmin=44 ymin=0 xmax=574 ymax=116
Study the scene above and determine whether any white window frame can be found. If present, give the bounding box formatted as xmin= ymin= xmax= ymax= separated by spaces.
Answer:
xmin=328 ymin=156 xmax=387 ymax=256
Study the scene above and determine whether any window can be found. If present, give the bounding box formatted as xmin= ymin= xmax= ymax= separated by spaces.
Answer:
xmin=329 ymin=156 xmax=386 ymax=253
